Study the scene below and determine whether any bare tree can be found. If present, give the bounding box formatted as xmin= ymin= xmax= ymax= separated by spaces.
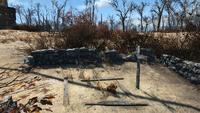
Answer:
xmin=10 ymin=4 xmax=24 ymax=24
xmin=44 ymin=5 xmax=52 ymax=32
xmin=150 ymin=11 xmax=157 ymax=31
xmin=109 ymin=0 xmax=137 ymax=32
xmin=34 ymin=3 xmax=43 ymax=28
xmin=84 ymin=0 xmax=98 ymax=27
xmin=107 ymin=14 xmax=115 ymax=31
xmin=51 ymin=0 xmax=68 ymax=32
xmin=151 ymin=0 xmax=172 ymax=31
xmin=126 ymin=14 xmax=134 ymax=30
xmin=164 ymin=0 xmax=178 ymax=30
xmin=135 ymin=2 xmax=149 ymax=33
xmin=143 ymin=16 xmax=151 ymax=33
xmin=21 ymin=7 xmax=35 ymax=26
xmin=176 ymin=0 xmax=198 ymax=30
xmin=161 ymin=15 xmax=167 ymax=30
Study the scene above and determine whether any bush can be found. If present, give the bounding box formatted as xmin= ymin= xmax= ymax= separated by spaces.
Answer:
xmin=7 ymin=24 xmax=41 ymax=32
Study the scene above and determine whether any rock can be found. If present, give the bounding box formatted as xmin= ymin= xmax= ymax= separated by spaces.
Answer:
xmin=0 ymin=95 xmax=17 ymax=112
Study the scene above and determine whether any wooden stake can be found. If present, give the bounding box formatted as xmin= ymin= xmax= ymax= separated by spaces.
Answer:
xmin=136 ymin=45 xmax=141 ymax=89
xmin=135 ymin=45 xmax=148 ymax=89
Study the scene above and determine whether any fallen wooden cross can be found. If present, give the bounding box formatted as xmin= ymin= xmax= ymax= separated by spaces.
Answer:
xmin=85 ymin=101 xmax=148 ymax=106
xmin=80 ymin=77 xmax=124 ymax=82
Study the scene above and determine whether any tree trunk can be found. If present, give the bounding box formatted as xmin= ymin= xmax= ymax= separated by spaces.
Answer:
xmin=122 ymin=18 xmax=125 ymax=32
xmin=157 ymin=13 xmax=162 ymax=32
xmin=168 ymin=11 xmax=171 ymax=29
xmin=141 ymin=16 xmax=143 ymax=33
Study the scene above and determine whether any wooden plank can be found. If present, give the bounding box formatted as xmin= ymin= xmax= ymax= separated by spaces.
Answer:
xmin=59 ymin=67 xmax=70 ymax=106
xmin=63 ymin=77 xmax=69 ymax=107
xmin=113 ymin=80 xmax=136 ymax=100
xmin=80 ymin=77 xmax=124 ymax=82
xmin=84 ymin=101 xmax=148 ymax=106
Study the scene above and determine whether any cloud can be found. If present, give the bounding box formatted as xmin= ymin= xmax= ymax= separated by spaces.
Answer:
xmin=95 ymin=0 xmax=111 ymax=8
xmin=77 ymin=0 xmax=111 ymax=10
xmin=8 ymin=0 xmax=29 ymax=6
xmin=77 ymin=5 xmax=86 ymax=10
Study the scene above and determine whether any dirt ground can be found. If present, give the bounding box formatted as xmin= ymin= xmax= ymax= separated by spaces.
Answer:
xmin=0 ymin=35 xmax=200 ymax=113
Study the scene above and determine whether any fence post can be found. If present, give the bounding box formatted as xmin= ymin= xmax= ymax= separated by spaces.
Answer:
xmin=136 ymin=45 xmax=148 ymax=89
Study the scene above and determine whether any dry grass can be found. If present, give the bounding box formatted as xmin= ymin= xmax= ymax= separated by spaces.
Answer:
xmin=0 ymin=6 xmax=199 ymax=64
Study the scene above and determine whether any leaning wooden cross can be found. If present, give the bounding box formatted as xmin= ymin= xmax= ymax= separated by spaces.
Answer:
xmin=135 ymin=45 xmax=148 ymax=89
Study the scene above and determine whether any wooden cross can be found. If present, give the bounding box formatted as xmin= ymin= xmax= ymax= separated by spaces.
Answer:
xmin=136 ymin=45 xmax=148 ymax=89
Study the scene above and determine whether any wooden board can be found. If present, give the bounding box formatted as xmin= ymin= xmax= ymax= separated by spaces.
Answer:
xmin=85 ymin=101 xmax=148 ymax=106
xmin=113 ymin=80 xmax=136 ymax=100
xmin=63 ymin=77 xmax=69 ymax=107
xmin=80 ymin=77 xmax=124 ymax=82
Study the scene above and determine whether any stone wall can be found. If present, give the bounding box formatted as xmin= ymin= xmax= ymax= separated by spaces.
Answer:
xmin=24 ymin=47 xmax=103 ymax=67
xmin=23 ymin=47 xmax=200 ymax=86
xmin=159 ymin=54 xmax=200 ymax=85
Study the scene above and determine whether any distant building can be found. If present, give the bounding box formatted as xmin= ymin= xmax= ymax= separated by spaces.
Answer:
xmin=0 ymin=0 xmax=16 ymax=29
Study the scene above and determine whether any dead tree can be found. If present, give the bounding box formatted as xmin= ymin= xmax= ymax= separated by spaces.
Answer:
xmin=176 ymin=0 xmax=198 ymax=31
xmin=34 ymin=3 xmax=43 ymax=28
xmin=150 ymin=11 xmax=157 ymax=31
xmin=107 ymin=14 xmax=115 ymax=32
xmin=109 ymin=0 xmax=137 ymax=32
xmin=164 ymin=0 xmax=178 ymax=30
xmin=135 ymin=2 xmax=149 ymax=33
xmin=51 ymin=0 xmax=68 ymax=32
xmin=150 ymin=0 xmax=172 ymax=32
xmin=10 ymin=4 xmax=24 ymax=24
xmin=143 ymin=16 xmax=151 ymax=33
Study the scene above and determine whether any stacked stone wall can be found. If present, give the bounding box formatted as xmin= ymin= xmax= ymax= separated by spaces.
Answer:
xmin=23 ymin=47 xmax=200 ymax=86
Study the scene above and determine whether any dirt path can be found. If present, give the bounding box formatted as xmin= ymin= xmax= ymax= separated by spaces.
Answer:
xmin=0 ymin=40 xmax=200 ymax=113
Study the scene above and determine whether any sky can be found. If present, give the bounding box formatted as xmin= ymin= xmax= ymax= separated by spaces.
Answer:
xmin=7 ymin=0 xmax=200 ymax=32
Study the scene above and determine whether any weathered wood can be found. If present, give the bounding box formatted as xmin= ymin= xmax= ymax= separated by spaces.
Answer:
xmin=80 ymin=77 xmax=124 ymax=82
xmin=63 ymin=77 xmax=69 ymax=106
xmin=135 ymin=45 xmax=148 ymax=89
xmin=136 ymin=45 xmax=141 ymax=89
xmin=85 ymin=101 xmax=148 ymax=106
xmin=113 ymin=80 xmax=136 ymax=100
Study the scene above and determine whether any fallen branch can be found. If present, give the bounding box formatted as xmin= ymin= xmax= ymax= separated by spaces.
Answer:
xmin=85 ymin=101 xmax=148 ymax=106
xmin=0 ymin=67 xmax=9 ymax=74
xmin=81 ymin=77 xmax=124 ymax=82
xmin=0 ymin=75 xmax=19 ymax=88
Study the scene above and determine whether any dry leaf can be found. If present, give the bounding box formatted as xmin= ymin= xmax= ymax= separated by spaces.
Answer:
xmin=10 ymin=88 xmax=15 ymax=92
xmin=13 ymin=95 xmax=20 ymax=99
xmin=9 ymin=85 xmax=13 ymax=88
xmin=15 ymin=83 xmax=23 ymax=87
xmin=19 ymin=103 xmax=24 ymax=107
xmin=31 ymin=97 xmax=38 ymax=104
xmin=0 ymin=97 xmax=4 ymax=99
xmin=20 ymin=95 xmax=29 ymax=99
xmin=44 ymin=108 xmax=53 ymax=112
